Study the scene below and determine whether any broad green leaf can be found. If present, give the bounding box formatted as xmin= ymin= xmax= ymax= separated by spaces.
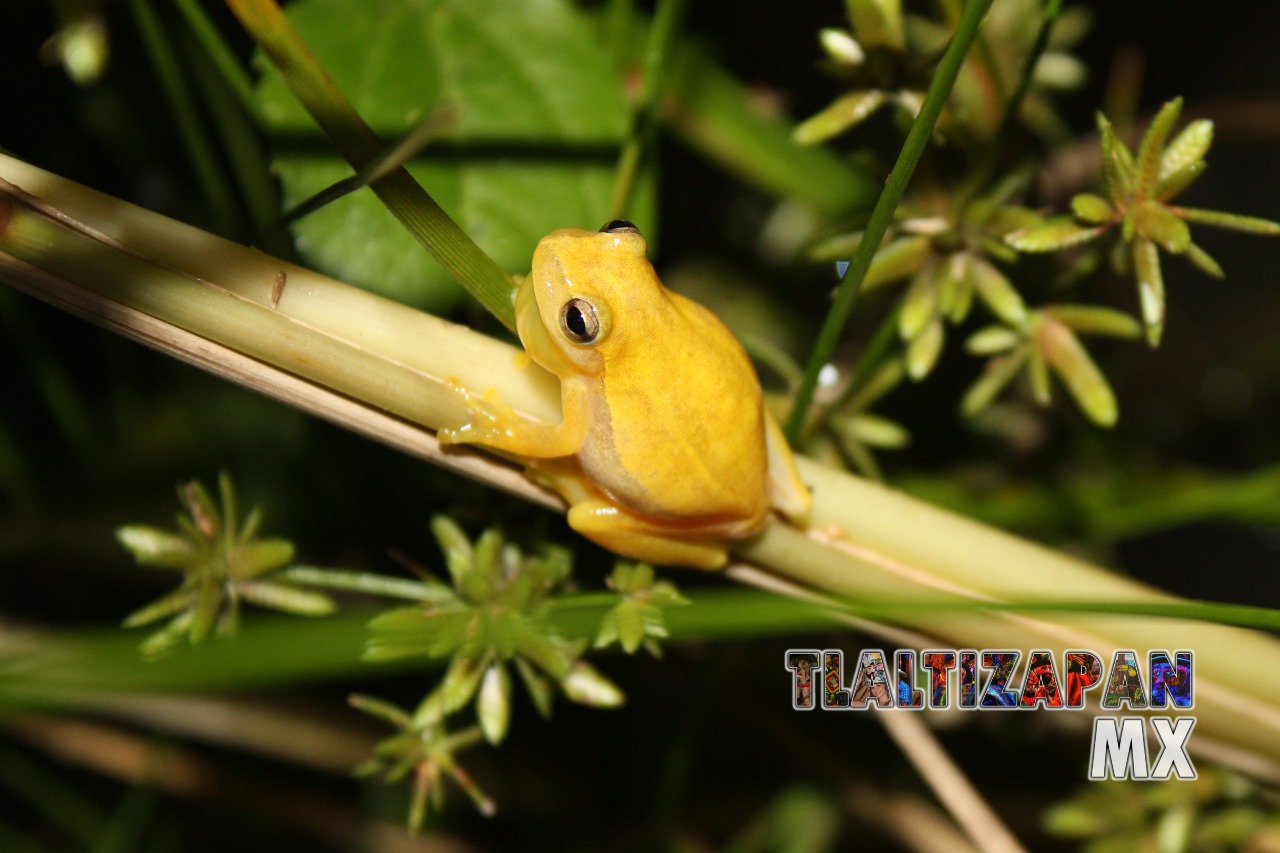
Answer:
xmin=256 ymin=0 xmax=635 ymax=310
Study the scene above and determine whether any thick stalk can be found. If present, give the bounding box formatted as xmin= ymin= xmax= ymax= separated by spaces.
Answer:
xmin=2 ymin=154 xmax=1278 ymax=772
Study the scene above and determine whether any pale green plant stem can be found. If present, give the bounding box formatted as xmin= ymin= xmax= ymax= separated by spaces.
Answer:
xmin=2 ymin=154 xmax=1279 ymax=772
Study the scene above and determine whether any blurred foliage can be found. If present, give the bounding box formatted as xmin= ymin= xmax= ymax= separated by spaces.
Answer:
xmin=3 ymin=0 xmax=1280 ymax=849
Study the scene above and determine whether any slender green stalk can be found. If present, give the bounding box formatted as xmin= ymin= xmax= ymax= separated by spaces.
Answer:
xmin=662 ymin=46 xmax=878 ymax=217
xmin=129 ymin=0 xmax=239 ymax=232
xmin=609 ymin=0 xmax=687 ymax=220
xmin=3 ymin=155 xmax=1280 ymax=769
xmin=784 ymin=0 xmax=995 ymax=445
xmin=183 ymin=26 xmax=285 ymax=253
xmin=225 ymin=0 xmax=519 ymax=332
xmin=832 ymin=301 xmax=902 ymax=411
xmin=959 ymin=0 xmax=1064 ymax=208
xmin=174 ymin=0 xmax=265 ymax=125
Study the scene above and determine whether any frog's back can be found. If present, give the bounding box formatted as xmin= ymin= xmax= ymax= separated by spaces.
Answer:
xmin=580 ymin=291 xmax=770 ymax=525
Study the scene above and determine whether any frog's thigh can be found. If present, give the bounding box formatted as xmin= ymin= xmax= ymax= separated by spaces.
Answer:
xmin=567 ymin=501 xmax=729 ymax=570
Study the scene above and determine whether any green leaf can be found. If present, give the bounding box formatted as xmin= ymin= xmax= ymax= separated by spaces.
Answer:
xmin=256 ymin=0 xmax=632 ymax=310
xmin=847 ymin=0 xmax=904 ymax=50
xmin=138 ymin=612 xmax=195 ymax=658
xmin=1041 ymin=305 xmax=1142 ymax=339
xmin=116 ymin=525 xmax=201 ymax=568
xmin=431 ymin=515 xmax=473 ymax=587
xmin=1156 ymin=161 xmax=1207 ymax=202
xmin=561 ymin=661 xmax=624 ymax=708
xmin=864 ymin=235 xmax=930 ymax=288
xmin=122 ymin=587 xmax=200 ymax=628
xmin=818 ymin=27 xmax=865 ymax=65
xmin=237 ymin=538 xmax=296 ymax=578
xmin=1159 ymin=118 xmax=1213 ymax=185
xmin=905 ymin=317 xmax=944 ymax=381
xmin=960 ymin=347 xmax=1028 ymax=417
xmin=966 ymin=325 xmax=1021 ymax=355
xmin=898 ymin=265 xmax=939 ymax=341
xmin=1184 ymin=242 xmax=1225 ymax=279
xmin=1135 ymin=200 xmax=1191 ymax=253
xmin=190 ymin=575 xmax=225 ymax=644
xmin=1175 ymin=207 xmax=1280 ymax=235
xmin=514 ymin=657 xmax=555 ymax=718
xmin=845 ymin=413 xmax=909 ymax=449
xmin=433 ymin=654 xmax=488 ymax=719
xmin=477 ymin=664 xmax=511 ymax=744
xmin=349 ymin=693 xmax=414 ymax=729
xmin=237 ymin=581 xmax=336 ymax=615
xmin=1040 ymin=321 xmax=1118 ymax=426
xmin=1132 ymin=237 xmax=1165 ymax=347
xmin=1006 ymin=218 xmax=1105 ymax=253
xmin=1071 ymin=193 xmax=1114 ymax=224
xmin=179 ymin=479 xmax=220 ymax=541
xmin=793 ymin=90 xmax=888 ymax=145
xmin=970 ymin=258 xmax=1027 ymax=325
xmin=1135 ymin=97 xmax=1182 ymax=197
xmin=1097 ymin=113 xmax=1135 ymax=202
xmin=1028 ymin=345 xmax=1051 ymax=405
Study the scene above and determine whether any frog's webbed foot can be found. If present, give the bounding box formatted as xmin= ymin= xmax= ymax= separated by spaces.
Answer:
xmin=438 ymin=381 xmax=527 ymax=447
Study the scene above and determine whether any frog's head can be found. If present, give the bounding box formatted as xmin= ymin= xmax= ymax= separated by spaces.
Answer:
xmin=519 ymin=221 xmax=664 ymax=376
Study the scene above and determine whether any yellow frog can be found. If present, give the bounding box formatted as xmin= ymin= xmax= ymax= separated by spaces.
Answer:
xmin=439 ymin=221 xmax=810 ymax=569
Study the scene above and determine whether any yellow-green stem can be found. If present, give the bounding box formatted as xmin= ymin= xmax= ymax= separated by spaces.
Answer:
xmin=2 ymin=154 xmax=1278 ymax=771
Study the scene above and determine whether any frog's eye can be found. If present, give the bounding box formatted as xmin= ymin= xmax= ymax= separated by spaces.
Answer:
xmin=600 ymin=219 xmax=640 ymax=235
xmin=560 ymin=298 xmax=601 ymax=344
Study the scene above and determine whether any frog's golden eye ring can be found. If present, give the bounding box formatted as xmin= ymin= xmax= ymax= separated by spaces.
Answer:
xmin=600 ymin=219 xmax=640 ymax=235
xmin=561 ymin=298 xmax=601 ymax=344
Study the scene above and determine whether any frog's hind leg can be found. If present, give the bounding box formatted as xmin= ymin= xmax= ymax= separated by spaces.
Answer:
xmin=566 ymin=500 xmax=730 ymax=571
xmin=525 ymin=457 xmax=600 ymax=505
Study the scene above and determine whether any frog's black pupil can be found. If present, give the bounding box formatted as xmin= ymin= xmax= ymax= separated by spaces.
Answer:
xmin=566 ymin=304 xmax=588 ymax=337
xmin=601 ymin=219 xmax=638 ymax=234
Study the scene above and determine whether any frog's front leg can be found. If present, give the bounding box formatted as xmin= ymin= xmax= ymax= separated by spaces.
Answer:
xmin=438 ymin=377 xmax=590 ymax=459
xmin=567 ymin=501 xmax=731 ymax=570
